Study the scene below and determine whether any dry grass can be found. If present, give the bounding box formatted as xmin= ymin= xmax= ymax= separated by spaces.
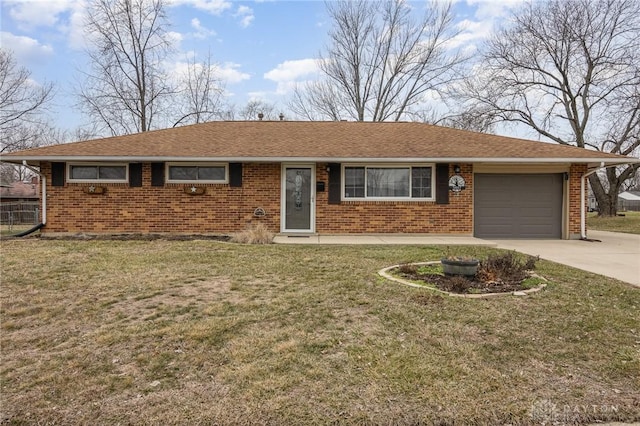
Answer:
xmin=1 ymin=240 xmax=639 ymax=425
xmin=230 ymin=222 xmax=274 ymax=244
xmin=588 ymin=211 xmax=640 ymax=234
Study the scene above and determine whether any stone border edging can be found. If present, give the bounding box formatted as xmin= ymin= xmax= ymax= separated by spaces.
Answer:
xmin=378 ymin=261 xmax=547 ymax=299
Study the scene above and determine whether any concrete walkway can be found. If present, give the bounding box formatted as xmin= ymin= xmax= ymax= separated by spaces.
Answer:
xmin=274 ymin=231 xmax=640 ymax=287
xmin=273 ymin=234 xmax=495 ymax=246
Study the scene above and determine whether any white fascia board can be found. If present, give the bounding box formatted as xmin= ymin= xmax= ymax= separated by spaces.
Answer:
xmin=2 ymin=155 xmax=639 ymax=165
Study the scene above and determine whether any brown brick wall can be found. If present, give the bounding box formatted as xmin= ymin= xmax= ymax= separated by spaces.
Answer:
xmin=40 ymin=162 xmax=280 ymax=234
xmin=39 ymin=162 xmax=584 ymax=237
xmin=569 ymin=163 xmax=587 ymax=237
xmin=315 ymin=163 xmax=473 ymax=234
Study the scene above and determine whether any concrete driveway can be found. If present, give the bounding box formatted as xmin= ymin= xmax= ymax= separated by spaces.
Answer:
xmin=492 ymin=230 xmax=640 ymax=287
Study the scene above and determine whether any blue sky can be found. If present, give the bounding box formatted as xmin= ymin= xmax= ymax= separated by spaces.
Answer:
xmin=0 ymin=0 xmax=524 ymax=134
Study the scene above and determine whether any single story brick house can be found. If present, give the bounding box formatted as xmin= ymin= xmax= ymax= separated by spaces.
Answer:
xmin=1 ymin=121 xmax=637 ymax=239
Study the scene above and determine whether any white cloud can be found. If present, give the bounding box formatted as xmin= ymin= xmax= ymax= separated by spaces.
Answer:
xmin=263 ymin=58 xmax=321 ymax=95
xmin=4 ymin=0 xmax=87 ymax=51
xmin=264 ymin=59 xmax=319 ymax=83
xmin=234 ymin=5 xmax=254 ymax=28
xmin=165 ymin=57 xmax=220 ymax=88
xmin=5 ymin=0 xmax=76 ymax=29
xmin=190 ymin=17 xmax=217 ymax=39
xmin=59 ymin=0 xmax=89 ymax=50
xmin=465 ymin=0 xmax=524 ymax=20
xmin=218 ymin=62 xmax=250 ymax=84
xmin=239 ymin=14 xmax=254 ymax=28
xmin=167 ymin=31 xmax=184 ymax=46
xmin=445 ymin=18 xmax=492 ymax=51
xmin=443 ymin=0 xmax=524 ymax=52
xmin=247 ymin=91 xmax=269 ymax=100
xmin=168 ymin=0 xmax=232 ymax=16
xmin=0 ymin=32 xmax=54 ymax=65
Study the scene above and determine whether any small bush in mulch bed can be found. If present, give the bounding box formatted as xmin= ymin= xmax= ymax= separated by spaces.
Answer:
xmin=397 ymin=252 xmax=541 ymax=294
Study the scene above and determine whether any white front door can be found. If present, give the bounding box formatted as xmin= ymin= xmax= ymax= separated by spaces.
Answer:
xmin=281 ymin=164 xmax=315 ymax=233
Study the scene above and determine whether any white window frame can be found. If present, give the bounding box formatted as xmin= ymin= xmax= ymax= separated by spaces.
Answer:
xmin=341 ymin=163 xmax=435 ymax=201
xmin=67 ymin=162 xmax=129 ymax=183
xmin=165 ymin=162 xmax=229 ymax=184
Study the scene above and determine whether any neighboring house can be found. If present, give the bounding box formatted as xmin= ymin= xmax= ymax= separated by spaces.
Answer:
xmin=0 ymin=177 xmax=40 ymax=226
xmin=587 ymin=185 xmax=598 ymax=212
xmin=1 ymin=121 xmax=637 ymax=239
xmin=0 ymin=177 xmax=40 ymax=202
xmin=618 ymin=191 xmax=640 ymax=212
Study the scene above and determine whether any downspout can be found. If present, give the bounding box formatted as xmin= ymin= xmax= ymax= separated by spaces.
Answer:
xmin=21 ymin=160 xmax=46 ymax=226
xmin=580 ymin=162 xmax=605 ymax=240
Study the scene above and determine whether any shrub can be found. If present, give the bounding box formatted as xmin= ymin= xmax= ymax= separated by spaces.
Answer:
xmin=476 ymin=252 xmax=538 ymax=283
xmin=230 ymin=223 xmax=274 ymax=244
xmin=398 ymin=263 xmax=418 ymax=274
xmin=442 ymin=275 xmax=472 ymax=293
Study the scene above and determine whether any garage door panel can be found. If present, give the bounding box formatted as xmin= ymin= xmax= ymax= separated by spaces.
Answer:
xmin=475 ymin=174 xmax=563 ymax=239
xmin=521 ymin=224 xmax=555 ymax=234
xmin=477 ymin=207 xmax=514 ymax=217
xmin=481 ymin=227 xmax=516 ymax=238
xmin=521 ymin=207 xmax=554 ymax=219
xmin=525 ymin=193 xmax=553 ymax=203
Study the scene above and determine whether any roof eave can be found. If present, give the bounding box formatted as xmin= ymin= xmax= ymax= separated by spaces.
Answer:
xmin=2 ymin=156 xmax=638 ymax=165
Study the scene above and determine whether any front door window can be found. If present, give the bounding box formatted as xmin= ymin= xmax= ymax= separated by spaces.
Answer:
xmin=283 ymin=166 xmax=313 ymax=232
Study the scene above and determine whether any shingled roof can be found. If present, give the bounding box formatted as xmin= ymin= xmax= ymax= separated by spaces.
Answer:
xmin=2 ymin=121 xmax=637 ymax=166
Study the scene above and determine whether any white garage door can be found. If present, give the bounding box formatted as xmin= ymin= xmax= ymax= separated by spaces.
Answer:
xmin=474 ymin=174 xmax=563 ymax=239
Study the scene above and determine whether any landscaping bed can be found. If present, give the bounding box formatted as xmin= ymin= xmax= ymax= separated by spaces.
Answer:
xmin=392 ymin=252 xmax=543 ymax=295
xmin=37 ymin=233 xmax=231 ymax=241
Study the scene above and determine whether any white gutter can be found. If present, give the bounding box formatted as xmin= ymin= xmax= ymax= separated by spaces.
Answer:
xmin=581 ymin=162 xmax=607 ymax=239
xmin=21 ymin=160 xmax=46 ymax=225
xmin=4 ymin=156 xmax=640 ymax=165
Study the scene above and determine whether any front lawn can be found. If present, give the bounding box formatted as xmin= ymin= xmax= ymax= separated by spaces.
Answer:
xmin=1 ymin=240 xmax=639 ymax=425
xmin=588 ymin=211 xmax=640 ymax=234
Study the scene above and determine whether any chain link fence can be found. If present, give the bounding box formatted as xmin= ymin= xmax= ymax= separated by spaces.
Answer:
xmin=0 ymin=201 xmax=40 ymax=232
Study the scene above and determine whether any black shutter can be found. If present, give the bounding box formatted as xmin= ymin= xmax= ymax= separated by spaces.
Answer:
xmin=51 ymin=162 xmax=65 ymax=187
xmin=328 ymin=163 xmax=341 ymax=205
xmin=435 ymin=163 xmax=449 ymax=205
xmin=129 ymin=163 xmax=142 ymax=187
xmin=151 ymin=162 xmax=165 ymax=187
xmin=229 ymin=163 xmax=242 ymax=187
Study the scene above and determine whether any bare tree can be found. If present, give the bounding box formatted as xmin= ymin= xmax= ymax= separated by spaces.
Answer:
xmin=67 ymin=123 xmax=103 ymax=143
xmin=77 ymin=0 xmax=174 ymax=135
xmin=623 ymin=168 xmax=640 ymax=192
xmin=235 ymin=100 xmax=279 ymax=121
xmin=457 ymin=0 xmax=640 ymax=216
xmin=172 ymin=51 xmax=225 ymax=127
xmin=432 ymin=106 xmax=498 ymax=133
xmin=289 ymin=0 xmax=466 ymax=122
xmin=0 ymin=49 xmax=54 ymax=153
xmin=290 ymin=79 xmax=343 ymax=121
xmin=215 ymin=100 xmax=279 ymax=121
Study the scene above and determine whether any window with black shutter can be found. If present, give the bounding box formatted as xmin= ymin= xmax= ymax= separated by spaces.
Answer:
xmin=151 ymin=162 xmax=165 ymax=187
xmin=129 ymin=163 xmax=143 ymax=187
xmin=51 ymin=162 xmax=65 ymax=187
xmin=229 ymin=163 xmax=242 ymax=187
xmin=328 ymin=163 xmax=341 ymax=204
xmin=435 ymin=163 xmax=450 ymax=205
